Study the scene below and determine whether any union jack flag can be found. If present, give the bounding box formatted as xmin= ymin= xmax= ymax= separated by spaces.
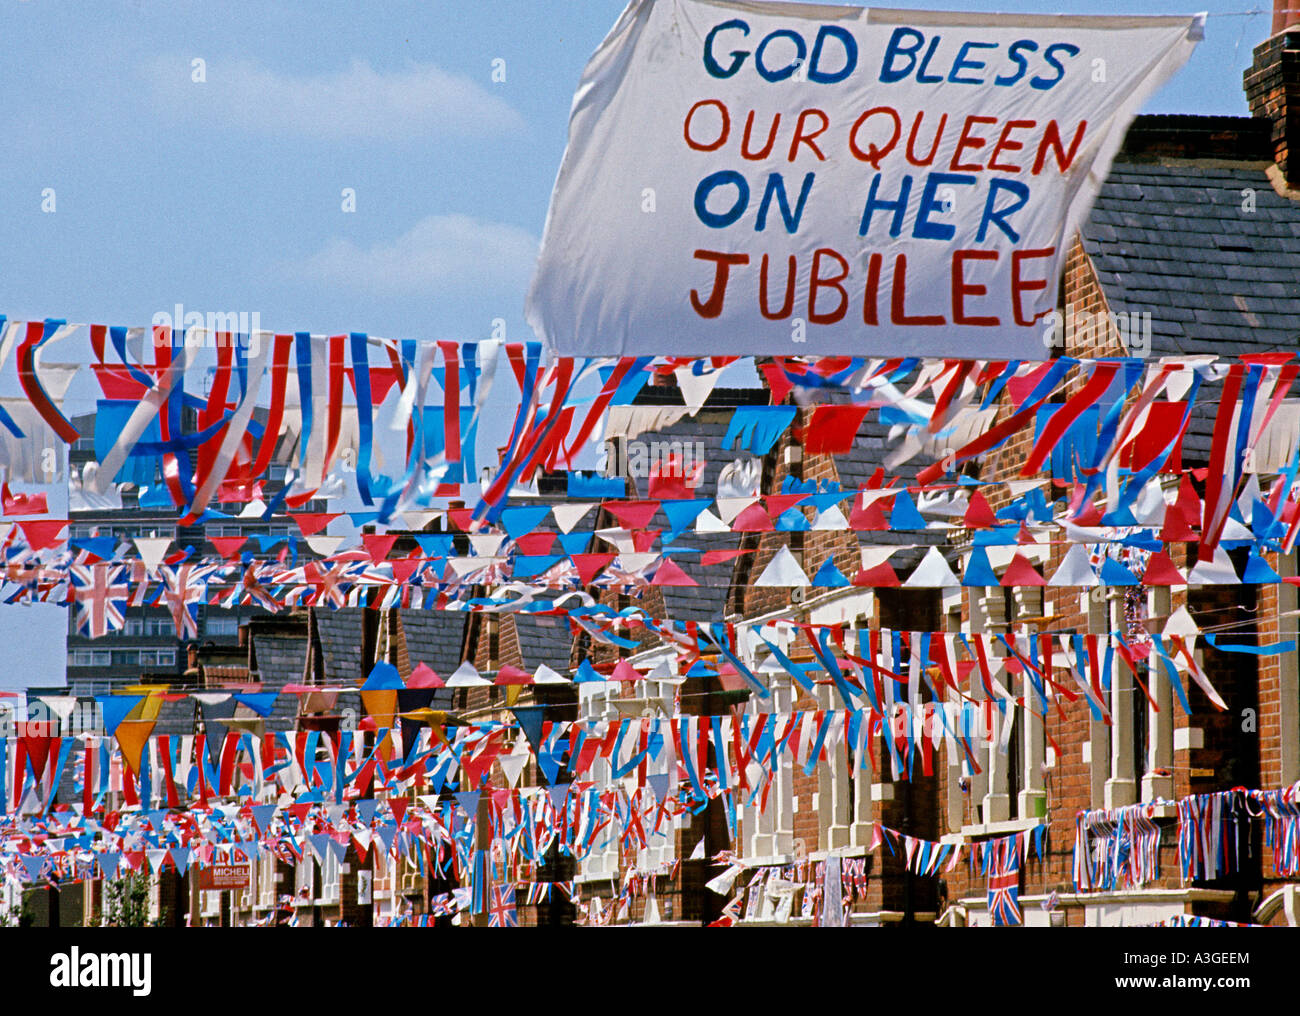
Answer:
xmin=68 ymin=562 xmax=130 ymax=638
xmin=987 ymin=835 xmax=1022 ymax=927
xmin=161 ymin=563 xmax=215 ymax=639
xmin=488 ymin=884 xmax=518 ymax=927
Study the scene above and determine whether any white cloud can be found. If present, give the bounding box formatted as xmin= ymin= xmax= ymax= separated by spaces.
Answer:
xmin=148 ymin=57 xmax=523 ymax=140
xmin=290 ymin=213 xmax=539 ymax=297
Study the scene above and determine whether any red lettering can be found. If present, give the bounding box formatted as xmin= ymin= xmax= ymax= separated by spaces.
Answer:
xmin=862 ymin=252 xmax=883 ymax=326
xmin=890 ymin=254 xmax=945 ymax=326
xmin=988 ymin=119 xmax=1036 ymax=173
xmin=684 ymin=99 xmax=730 ymax=152
xmin=1011 ymin=248 xmax=1055 ymax=326
xmin=1033 ymin=119 xmax=1087 ymax=175
xmin=741 ymin=110 xmax=780 ymax=160
xmin=760 ymin=254 xmax=796 ymax=319
xmin=906 ymin=111 xmax=947 ymax=167
xmin=950 ymin=115 xmax=997 ymax=172
xmin=952 ymin=250 xmax=1000 ymax=326
xmin=809 ymin=248 xmax=850 ymax=324
xmin=849 ymin=107 xmax=900 ymax=169
xmin=690 ymin=250 xmax=750 ymax=318
xmin=788 ymin=108 xmax=829 ymax=162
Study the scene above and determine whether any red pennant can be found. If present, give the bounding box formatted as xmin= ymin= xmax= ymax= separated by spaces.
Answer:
xmin=1141 ymin=550 xmax=1186 ymax=586
xmin=732 ymin=502 xmax=774 ymax=532
xmin=651 ymin=558 xmax=697 ymax=586
xmin=291 ymin=513 xmax=339 ymax=536
xmin=2 ymin=484 xmax=49 ymax=517
xmin=963 ymin=490 xmax=999 ymax=529
xmin=515 ymin=532 xmax=556 ymax=555
xmin=849 ymin=495 xmax=889 ymax=531
xmin=17 ymin=519 xmax=66 ymax=550
xmin=611 ymin=659 xmax=642 ymax=683
xmin=1000 ymin=553 xmax=1046 ymax=587
xmin=494 ymin=665 xmax=533 ymax=685
xmin=210 ymin=537 xmax=248 ymax=559
xmin=801 ymin=405 xmax=869 ymax=455
xmin=571 ymin=553 xmax=616 ymax=585
xmin=389 ymin=556 xmax=423 ymax=584
xmin=701 ymin=549 xmax=753 ymax=566
xmin=361 ymin=534 xmax=397 ymax=563
xmin=765 ymin=494 xmax=809 ymax=518
xmin=631 ymin=528 xmax=661 ymax=552
xmin=604 ymin=500 xmax=661 ymax=530
xmin=853 ymin=562 xmax=900 ymax=587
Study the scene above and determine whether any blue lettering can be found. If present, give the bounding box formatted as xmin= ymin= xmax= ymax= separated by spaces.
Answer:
xmin=695 ymin=170 xmax=750 ymax=228
xmin=995 ymin=39 xmax=1037 ymax=86
xmin=755 ymin=29 xmax=807 ymax=82
xmin=1032 ymin=43 xmax=1079 ymax=90
xmin=859 ymin=174 xmax=913 ymax=239
xmin=948 ymin=41 xmax=998 ymax=84
xmin=915 ymin=35 xmax=945 ymax=83
xmin=808 ymin=25 xmax=858 ymax=83
xmin=915 ymin=173 xmax=976 ymax=240
xmin=976 ymin=178 xmax=1031 ymax=243
xmin=755 ymin=172 xmax=815 ymax=233
xmin=879 ymin=27 xmax=925 ymax=83
xmin=703 ymin=19 xmax=751 ymax=78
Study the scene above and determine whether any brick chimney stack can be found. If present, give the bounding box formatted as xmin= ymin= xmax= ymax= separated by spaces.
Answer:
xmin=1245 ymin=3 xmax=1300 ymax=186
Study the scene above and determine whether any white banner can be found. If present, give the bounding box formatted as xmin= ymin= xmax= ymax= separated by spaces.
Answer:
xmin=528 ymin=0 xmax=1203 ymax=358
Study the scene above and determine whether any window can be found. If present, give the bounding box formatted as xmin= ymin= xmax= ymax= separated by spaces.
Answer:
xmin=145 ymin=616 xmax=175 ymax=637
xmin=206 ymin=616 xmax=239 ymax=637
xmin=319 ymin=850 xmax=340 ymax=904
xmin=111 ymin=650 xmax=139 ymax=667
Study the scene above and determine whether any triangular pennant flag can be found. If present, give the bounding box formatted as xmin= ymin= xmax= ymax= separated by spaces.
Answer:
xmin=133 ymin=537 xmax=172 ymax=573
xmin=890 ymin=491 xmax=927 ymax=530
xmin=1000 ymin=553 xmax=1047 ymax=587
xmin=1048 ymin=544 xmax=1100 ymax=587
xmin=498 ymin=752 xmax=527 ymax=788
xmin=232 ymin=692 xmax=280 ymax=717
xmin=547 ymin=783 xmax=571 ymax=812
xmin=904 ymin=547 xmax=961 ymax=588
xmin=96 ymin=695 xmax=145 ymax=736
xmin=651 ymin=558 xmax=697 ymax=586
xmin=363 ymin=661 xmax=404 ymax=690
xmin=1187 ymin=546 xmax=1240 ymax=585
xmin=962 ymin=547 xmax=1001 ymax=587
xmin=408 ymin=663 xmax=443 ymax=688
xmin=454 ymin=790 xmax=481 ymax=818
xmin=512 ymin=706 xmax=546 ymax=755
xmin=811 ymin=557 xmax=850 ymax=587
xmin=963 ymin=490 xmax=1000 ymax=529
xmin=552 ymin=503 xmax=594 ymax=534
xmin=1141 ymin=550 xmax=1187 ymax=586
xmin=647 ymin=772 xmax=671 ymax=805
xmin=1098 ymin=556 xmax=1141 ymax=586
xmin=812 ymin=504 xmax=850 ymax=531
xmin=446 ymin=661 xmax=489 ymax=687
xmin=116 ymin=719 xmax=156 ymax=776
xmin=604 ymin=500 xmax=661 ymax=531
xmin=755 ymin=545 xmax=809 ymax=587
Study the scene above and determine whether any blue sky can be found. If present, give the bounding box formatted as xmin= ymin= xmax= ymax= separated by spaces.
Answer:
xmin=0 ymin=0 xmax=1280 ymax=693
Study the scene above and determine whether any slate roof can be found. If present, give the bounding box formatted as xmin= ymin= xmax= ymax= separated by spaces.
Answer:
xmin=513 ymin=611 xmax=573 ymax=670
xmin=614 ymin=400 xmax=747 ymax=622
xmin=400 ymin=610 xmax=468 ymax=691
xmin=1081 ymin=122 xmax=1300 ymax=463
xmin=250 ymin=630 xmax=308 ymax=730
xmin=313 ymin=608 xmax=366 ymax=685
